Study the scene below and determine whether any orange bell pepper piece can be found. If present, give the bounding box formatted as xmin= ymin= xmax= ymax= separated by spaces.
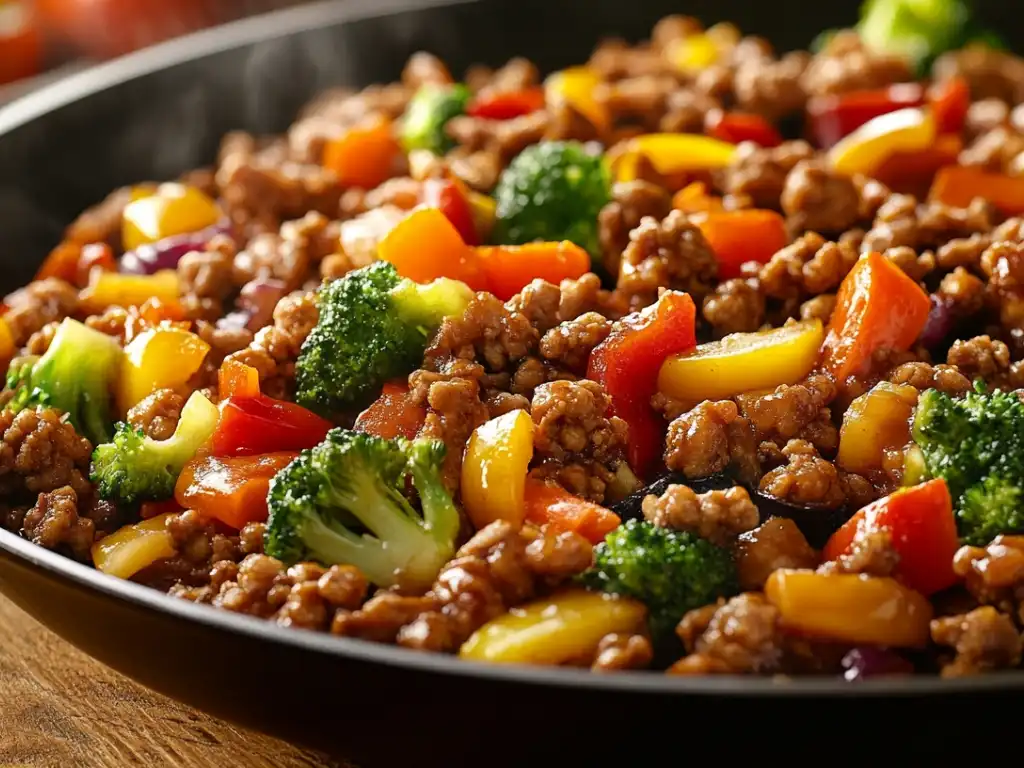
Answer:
xmin=870 ymin=133 xmax=962 ymax=195
xmin=822 ymin=478 xmax=958 ymax=597
xmin=705 ymin=111 xmax=782 ymax=148
xmin=474 ymin=241 xmax=591 ymax=301
xmin=353 ymin=381 xmax=426 ymax=441
xmin=821 ymin=252 xmax=930 ymax=382
xmin=929 ymin=165 xmax=1024 ymax=215
xmin=219 ymin=359 xmax=261 ymax=399
xmin=671 ymin=181 xmax=725 ymax=214
xmin=174 ymin=452 xmax=299 ymax=530
xmin=929 ymin=76 xmax=969 ymax=135
xmin=691 ymin=209 xmax=787 ymax=280
xmin=377 ymin=207 xmax=489 ymax=291
xmin=35 ymin=242 xmax=117 ymax=287
xmin=523 ymin=477 xmax=621 ymax=545
xmin=322 ymin=115 xmax=400 ymax=190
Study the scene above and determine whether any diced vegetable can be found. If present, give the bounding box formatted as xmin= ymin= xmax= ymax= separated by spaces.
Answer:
xmin=458 ymin=588 xmax=647 ymax=664
xmin=475 ymin=241 xmax=590 ymax=302
xmin=92 ymin=512 xmax=177 ymax=580
xmin=79 ymin=269 xmax=180 ymax=313
xmin=210 ymin=394 xmax=333 ymax=458
xmin=827 ymin=107 xmax=936 ymax=176
xmin=822 ymin=478 xmax=958 ymax=596
xmin=354 ymin=381 xmax=427 ymax=441
xmin=821 ymin=252 xmax=930 ymax=382
xmin=765 ymin=569 xmax=933 ymax=647
xmin=705 ymin=111 xmax=782 ymax=148
xmin=218 ymin=359 xmax=261 ymax=399
xmin=322 ymin=115 xmax=401 ymax=190
xmin=120 ymin=221 xmax=231 ymax=275
xmin=467 ymin=189 xmax=497 ymax=243
xmin=116 ymin=327 xmax=210 ymax=415
xmin=837 ymin=380 xmax=918 ymax=474
xmin=523 ymin=478 xmax=621 ymax=545
xmin=856 ymin=0 xmax=969 ymax=73
xmin=0 ymin=318 xmax=14 ymax=368
xmin=870 ymin=133 xmax=962 ymax=194
xmin=671 ymin=181 xmax=725 ymax=214
xmin=175 ymin=451 xmax=299 ymax=530
xmin=929 ymin=75 xmax=969 ymax=134
xmin=377 ymin=207 xmax=489 ymax=291
xmin=400 ymin=83 xmax=470 ymax=154
xmin=658 ymin=319 xmax=823 ymax=402
xmin=807 ymin=82 xmax=925 ymax=149
xmin=121 ymin=183 xmax=221 ymax=252
xmin=588 ymin=291 xmax=697 ymax=477
xmin=665 ymin=33 xmax=721 ymax=73
xmin=461 ymin=409 xmax=534 ymax=531
xmin=690 ymin=209 xmax=788 ymax=280
xmin=466 ymin=87 xmax=545 ymax=120
xmin=36 ymin=242 xmax=116 ymax=285
xmin=544 ymin=67 xmax=609 ymax=134
xmin=421 ymin=177 xmax=479 ymax=246
xmin=841 ymin=646 xmax=915 ymax=680
xmin=929 ymin=166 xmax=1024 ymax=215
xmin=613 ymin=133 xmax=737 ymax=182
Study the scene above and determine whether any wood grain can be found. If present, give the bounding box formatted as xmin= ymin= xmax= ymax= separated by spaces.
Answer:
xmin=0 ymin=595 xmax=351 ymax=768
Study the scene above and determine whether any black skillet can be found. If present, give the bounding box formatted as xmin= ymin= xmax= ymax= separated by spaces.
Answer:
xmin=1 ymin=1 xmax=1023 ymax=765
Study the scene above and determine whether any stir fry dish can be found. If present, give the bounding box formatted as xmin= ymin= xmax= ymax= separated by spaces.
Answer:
xmin=6 ymin=0 xmax=1024 ymax=681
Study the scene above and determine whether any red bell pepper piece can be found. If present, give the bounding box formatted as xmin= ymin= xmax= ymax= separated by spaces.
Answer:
xmin=807 ymin=82 xmax=925 ymax=149
xmin=929 ymin=166 xmax=1024 ymax=215
xmin=705 ymin=110 xmax=782 ymax=148
xmin=354 ymin=381 xmax=427 ymax=440
xmin=691 ymin=209 xmax=788 ymax=280
xmin=175 ymin=452 xmax=299 ymax=530
xmin=928 ymin=76 xmax=969 ymax=136
xmin=466 ymin=87 xmax=545 ymax=120
xmin=523 ymin=477 xmax=621 ymax=544
xmin=210 ymin=395 xmax=333 ymax=458
xmin=586 ymin=291 xmax=697 ymax=478
xmin=421 ymin=177 xmax=480 ymax=246
xmin=870 ymin=134 xmax=962 ymax=196
xmin=822 ymin=478 xmax=958 ymax=596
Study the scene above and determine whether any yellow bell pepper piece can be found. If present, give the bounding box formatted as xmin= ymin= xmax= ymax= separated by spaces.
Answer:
xmin=92 ymin=513 xmax=177 ymax=580
xmin=461 ymin=409 xmax=534 ymax=531
xmin=613 ymin=133 xmax=737 ymax=182
xmin=765 ymin=569 xmax=933 ymax=648
xmin=657 ymin=319 xmax=824 ymax=402
xmin=459 ymin=589 xmax=647 ymax=664
xmin=665 ymin=33 xmax=720 ymax=73
xmin=828 ymin=107 xmax=936 ymax=177
xmin=837 ymin=381 xmax=918 ymax=475
xmin=122 ymin=182 xmax=222 ymax=252
xmin=79 ymin=269 xmax=180 ymax=313
xmin=544 ymin=66 xmax=610 ymax=134
xmin=0 ymin=318 xmax=14 ymax=366
xmin=117 ymin=327 xmax=211 ymax=415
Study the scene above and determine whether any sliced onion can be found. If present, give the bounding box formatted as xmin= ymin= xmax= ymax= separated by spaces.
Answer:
xmin=841 ymin=647 xmax=914 ymax=681
xmin=918 ymin=294 xmax=955 ymax=349
xmin=120 ymin=220 xmax=232 ymax=275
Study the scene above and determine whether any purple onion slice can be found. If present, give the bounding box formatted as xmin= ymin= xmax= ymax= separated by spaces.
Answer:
xmin=120 ymin=220 xmax=232 ymax=275
xmin=841 ymin=647 xmax=914 ymax=681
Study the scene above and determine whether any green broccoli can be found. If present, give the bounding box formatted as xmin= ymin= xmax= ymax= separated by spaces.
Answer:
xmin=90 ymin=390 xmax=220 ymax=505
xmin=264 ymin=428 xmax=459 ymax=590
xmin=294 ymin=261 xmax=473 ymax=417
xmin=400 ymin=83 xmax=470 ymax=154
xmin=578 ymin=519 xmax=739 ymax=640
xmin=492 ymin=140 xmax=612 ymax=260
xmin=4 ymin=317 xmax=123 ymax=445
xmin=912 ymin=381 xmax=1024 ymax=545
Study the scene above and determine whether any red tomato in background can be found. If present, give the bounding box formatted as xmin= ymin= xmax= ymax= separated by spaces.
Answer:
xmin=34 ymin=0 xmax=221 ymax=59
xmin=0 ymin=1 xmax=42 ymax=85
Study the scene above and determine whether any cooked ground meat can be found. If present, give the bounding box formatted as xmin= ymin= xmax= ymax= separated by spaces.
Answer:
xmin=126 ymin=389 xmax=185 ymax=441
xmin=20 ymin=486 xmax=95 ymax=561
xmin=931 ymin=606 xmax=1023 ymax=678
xmin=426 ymin=292 xmax=538 ymax=372
xmin=953 ymin=536 xmax=1024 ymax=622
xmin=735 ymin=374 xmax=838 ymax=455
xmin=598 ymin=181 xmax=673 ymax=278
xmin=817 ymin=529 xmax=899 ymax=577
xmin=642 ymin=483 xmax=759 ymax=545
xmin=531 ymin=379 xmax=628 ymax=463
xmin=591 ymin=633 xmax=655 ymax=672
xmin=702 ymin=278 xmax=766 ymax=335
xmin=4 ymin=278 xmax=79 ymax=348
xmin=781 ymin=161 xmax=861 ymax=235
xmin=734 ymin=517 xmax=818 ymax=591
xmin=716 ymin=140 xmax=814 ymax=210
xmin=759 ymin=440 xmax=846 ymax=508
xmin=539 ymin=312 xmax=612 ymax=372
xmin=0 ymin=407 xmax=93 ymax=498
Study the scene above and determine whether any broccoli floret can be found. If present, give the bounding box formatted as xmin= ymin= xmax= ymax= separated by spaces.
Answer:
xmin=90 ymin=390 xmax=219 ymax=505
xmin=492 ymin=140 xmax=611 ymax=260
xmin=400 ymin=83 xmax=470 ymax=154
xmin=578 ymin=519 xmax=738 ymax=640
xmin=4 ymin=317 xmax=123 ymax=445
xmin=912 ymin=381 xmax=1024 ymax=544
xmin=264 ymin=429 xmax=459 ymax=590
xmin=294 ymin=261 xmax=473 ymax=417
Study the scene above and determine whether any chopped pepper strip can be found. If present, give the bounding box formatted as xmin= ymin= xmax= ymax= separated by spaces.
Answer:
xmin=421 ymin=177 xmax=479 ymax=246
xmin=116 ymin=327 xmax=210 ymax=415
xmin=462 ymin=409 xmax=534 ymax=531
xmin=544 ymin=67 xmax=609 ymax=135
xmin=122 ymin=183 xmax=221 ymax=252
xmin=870 ymin=133 xmax=962 ymax=194
xmin=377 ymin=206 xmax=489 ymax=291
xmin=587 ymin=291 xmax=697 ymax=478
xmin=806 ymin=82 xmax=925 ymax=149
xmin=665 ymin=33 xmax=720 ymax=73
xmin=523 ymin=477 xmax=621 ymax=545
xmin=92 ymin=513 xmax=177 ymax=580
xmin=690 ymin=209 xmax=787 ymax=280
xmin=671 ymin=181 xmax=726 ymax=214
xmin=929 ymin=75 xmax=969 ymax=135
xmin=827 ymin=107 xmax=936 ymax=176
xmin=821 ymin=252 xmax=930 ymax=382
xmin=474 ymin=241 xmax=590 ymax=301
xmin=822 ymin=478 xmax=958 ymax=596
xmin=705 ymin=110 xmax=782 ymax=148
xmin=929 ymin=165 xmax=1024 ymax=215
xmin=353 ymin=380 xmax=426 ymax=441
xmin=322 ymin=115 xmax=400 ymax=190
xmin=614 ymin=133 xmax=738 ymax=181
xmin=466 ymin=87 xmax=545 ymax=120
xmin=218 ymin=359 xmax=261 ymax=399
xmin=175 ymin=452 xmax=299 ymax=530
xmin=210 ymin=394 xmax=333 ymax=458
xmin=79 ymin=269 xmax=180 ymax=314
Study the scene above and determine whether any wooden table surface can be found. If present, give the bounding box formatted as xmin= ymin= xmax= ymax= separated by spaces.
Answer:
xmin=0 ymin=594 xmax=352 ymax=768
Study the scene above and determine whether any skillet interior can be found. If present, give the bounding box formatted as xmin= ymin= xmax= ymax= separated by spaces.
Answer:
xmin=2 ymin=0 xmax=1024 ymax=762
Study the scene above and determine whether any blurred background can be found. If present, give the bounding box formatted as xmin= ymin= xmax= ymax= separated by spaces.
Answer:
xmin=0 ymin=0 xmax=311 ymax=96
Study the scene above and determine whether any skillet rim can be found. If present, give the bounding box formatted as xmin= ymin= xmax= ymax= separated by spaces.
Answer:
xmin=1 ymin=0 xmax=1022 ymax=698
